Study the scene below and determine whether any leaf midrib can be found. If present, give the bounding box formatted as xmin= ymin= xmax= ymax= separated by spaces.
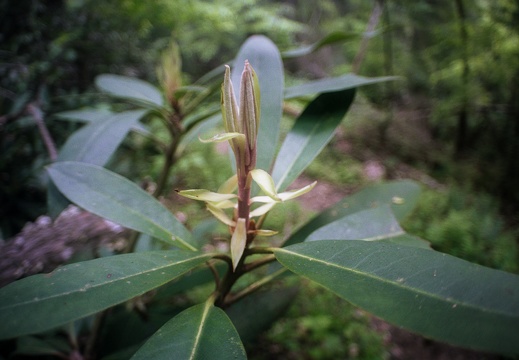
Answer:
xmin=0 ymin=253 xmax=211 ymax=311
xmin=274 ymin=247 xmax=516 ymax=318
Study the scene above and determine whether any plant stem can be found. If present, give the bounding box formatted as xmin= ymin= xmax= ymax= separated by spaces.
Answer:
xmin=224 ymin=267 xmax=287 ymax=307
xmin=154 ymin=112 xmax=183 ymax=198
xmin=243 ymin=254 xmax=276 ymax=272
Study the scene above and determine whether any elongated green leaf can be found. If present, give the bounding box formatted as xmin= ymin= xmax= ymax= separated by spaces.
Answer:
xmin=284 ymin=180 xmax=421 ymax=246
xmin=131 ymin=301 xmax=246 ymax=360
xmin=47 ymin=162 xmax=195 ymax=250
xmin=285 ymin=74 xmax=397 ymax=99
xmin=58 ymin=110 xmax=147 ymax=165
xmin=271 ymin=88 xmax=355 ymax=192
xmin=232 ymin=35 xmax=284 ymax=172
xmin=274 ymin=241 xmax=519 ymax=354
xmin=0 ymin=250 xmax=213 ymax=340
xmin=55 ymin=109 xmax=113 ymax=123
xmin=282 ymin=31 xmax=359 ymax=58
xmin=306 ymin=205 xmax=404 ymax=241
xmin=96 ymin=74 xmax=164 ymax=108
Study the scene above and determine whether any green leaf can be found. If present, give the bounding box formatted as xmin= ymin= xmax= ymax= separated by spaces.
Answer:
xmin=284 ymin=180 xmax=421 ymax=247
xmin=232 ymin=35 xmax=284 ymax=172
xmin=306 ymin=205 xmax=404 ymax=242
xmin=55 ymin=109 xmax=113 ymax=123
xmin=274 ymin=241 xmax=519 ymax=354
xmin=284 ymin=74 xmax=397 ymax=99
xmin=226 ymin=287 xmax=298 ymax=344
xmin=271 ymin=88 xmax=355 ymax=192
xmin=282 ymin=31 xmax=359 ymax=58
xmin=96 ymin=74 xmax=164 ymax=108
xmin=0 ymin=250 xmax=213 ymax=340
xmin=57 ymin=110 xmax=147 ymax=165
xmin=47 ymin=162 xmax=195 ymax=250
xmin=131 ymin=301 xmax=246 ymax=360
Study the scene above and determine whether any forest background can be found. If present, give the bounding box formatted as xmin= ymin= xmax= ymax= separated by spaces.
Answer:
xmin=1 ymin=0 xmax=518 ymax=358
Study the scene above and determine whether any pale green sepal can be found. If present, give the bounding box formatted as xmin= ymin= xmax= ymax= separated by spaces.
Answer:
xmin=253 ymin=229 xmax=278 ymax=237
xmin=249 ymin=203 xmax=277 ymax=217
xmin=251 ymin=181 xmax=317 ymax=203
xmin=207 ymin=204 xmax=236 ymax=227
xmin=222 ymin=65 xmax=240 ymax=134
xmin=211 ymin=200 xmax=236 ymax=209
xmin=240 ymin=61 xmax=260 ymax=151
xmin=250 ymin=196 xmax=278 ymax=204
xmin=177 ymin=189 xmax=237 ymax=202
xmin=218 ymin=175 xmax=238 ymax=194
xmin=278 ymin=181 xmax=317 ymax=201
xmin=250 ymin=169 xmax=280 ymax=201
xmin=199 ymin=132 xmax=245 ymax=143
xmin=231 ymin=218 xmax=247 ymax=271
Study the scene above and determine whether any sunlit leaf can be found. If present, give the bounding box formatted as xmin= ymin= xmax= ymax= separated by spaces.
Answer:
xmin=96 ymin=74 xmax=164 ymax=107
xmin=0 ymin=251 xmax=213 ymax=340
xmin=131 ymin=301 xmax=246 ymax=360
xmin=274 ymin=241 xmax=519 ymax=354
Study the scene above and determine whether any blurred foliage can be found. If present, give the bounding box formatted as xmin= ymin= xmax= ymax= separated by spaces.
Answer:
xmin=250 ymin=280 xmax=388 ymax=360
xmin=403 ymin=188 xmax=519 ymax=273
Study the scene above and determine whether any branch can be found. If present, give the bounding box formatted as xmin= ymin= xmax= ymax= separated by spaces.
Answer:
xmin=27 ymin=102 xmax=58 ymax=161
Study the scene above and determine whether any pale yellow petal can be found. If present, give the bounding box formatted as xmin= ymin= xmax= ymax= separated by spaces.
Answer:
xmin=231 ymin=218 xmax=247 ymax=271
xmin=250 ymin=169 xmax=281 ymax=201
xmin=206 ymin=204 xmax=236 ymax=227
xmin=177 ymin=189 xmax=237 ymax=202
xmin=277 ymin=181 xmax=317 ymax=201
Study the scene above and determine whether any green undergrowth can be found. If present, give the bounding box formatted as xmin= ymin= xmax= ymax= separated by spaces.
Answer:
xmin=249 ymin=280 xmax=388 ymax=360
xmin=403 ymin=187 xmax=519 ymax=273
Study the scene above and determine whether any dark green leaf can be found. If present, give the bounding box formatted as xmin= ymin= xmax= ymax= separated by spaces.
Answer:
xmin=57 ymin=110 xmax=147 ymax=165
xmin=232 ymin=35 xmax=284 ymax=172
xmin=131 ymin=301 xmax=246 ymax=360
xmin=96 ymin=74 xmax=164 ymax=108
xmin=284 ymin=74 xmax=397 ymax=99
xmin=47 ymin=162 xmax=195 ymax=250
xmin=271 ymin=88 xmax=355 ymax=192
xmin=284 ymin=180 xmax=421 ymax=246
xmin=226 ymin=287 xmax=298 ymax=344
xmin=306 ymin=205 xmax=404 ymax=241
xmin=274 ymin=241 xmax=519 ymax=354
xmin=282 ymin=31 xmax=359 ymax=58
xmin=0 ymin=250 xmax=213 ymax=340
